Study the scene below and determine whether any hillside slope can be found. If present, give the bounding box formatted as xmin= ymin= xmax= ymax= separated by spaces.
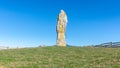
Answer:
xmin=0 ymin=46 xmax=120 ymax=68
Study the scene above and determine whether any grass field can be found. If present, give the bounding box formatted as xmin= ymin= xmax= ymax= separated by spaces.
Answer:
xmin=0 ymin=46 xmax=120 ymax=68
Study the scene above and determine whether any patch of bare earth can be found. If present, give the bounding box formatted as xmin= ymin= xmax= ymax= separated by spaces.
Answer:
xmin=0 ymin=66 xmax=5 ymax=68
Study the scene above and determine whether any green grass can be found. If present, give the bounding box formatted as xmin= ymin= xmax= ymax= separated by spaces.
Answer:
xmin=0 ymin=46 xmax=120 ymax=68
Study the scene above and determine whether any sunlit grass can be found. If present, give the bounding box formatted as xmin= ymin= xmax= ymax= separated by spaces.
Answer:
xmin=0 ymin=46 xmax=120 ymax=68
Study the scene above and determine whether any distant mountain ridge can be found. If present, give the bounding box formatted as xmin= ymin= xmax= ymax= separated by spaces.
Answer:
xmin=0 ymin=46 xmax=9 ymax=50
xmin=95 ymin=42 xmax=120 ymax=48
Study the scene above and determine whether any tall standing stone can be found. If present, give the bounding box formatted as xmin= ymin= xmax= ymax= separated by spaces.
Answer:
xmin=56 ymin=10 xmax=68 ymax=46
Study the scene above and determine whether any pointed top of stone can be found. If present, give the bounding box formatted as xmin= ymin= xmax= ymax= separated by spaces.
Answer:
xmin=60 ymin=9 xmax=66 ymax=14
xmin=61 ymin=9 xmax=64 ymax=12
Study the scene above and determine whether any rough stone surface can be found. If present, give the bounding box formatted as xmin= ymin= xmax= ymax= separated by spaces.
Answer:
xmin=56 ymin=10 xmax=68 ymax=46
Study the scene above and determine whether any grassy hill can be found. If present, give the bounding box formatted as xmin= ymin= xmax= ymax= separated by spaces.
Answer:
xmin=0 ymin=46 xmax=120 ymax=68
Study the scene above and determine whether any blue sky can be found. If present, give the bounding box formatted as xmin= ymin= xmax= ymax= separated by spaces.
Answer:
xmin=0 ymin=0 xmax=120 ymax=47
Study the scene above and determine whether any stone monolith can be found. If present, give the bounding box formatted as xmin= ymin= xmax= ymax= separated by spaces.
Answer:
xmin=56 ymin=10 xmax=68 ymax=46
